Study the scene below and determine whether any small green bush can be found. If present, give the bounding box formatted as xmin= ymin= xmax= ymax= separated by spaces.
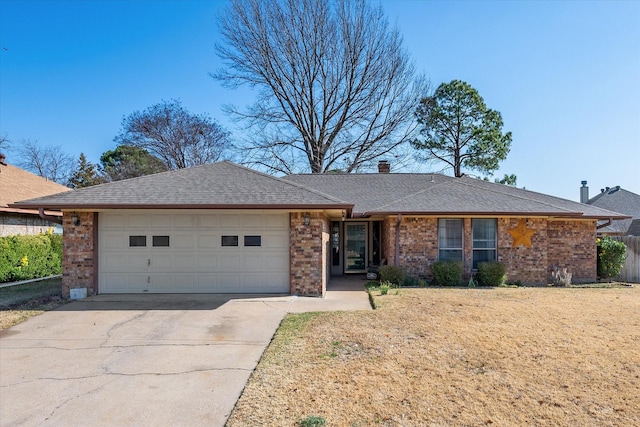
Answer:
xmin=379 ymin=265 xmax=405 ymax=286
xmin=402 ymin=275 xmax=418 ymax=287
xmin=299 ymin=415 xmax=326 ymax=427
xmin=597 ymin=237 xmax=627 ymax=279
xmin=0 ymin=232 xmax=62 ymax=283
xmin=430 ymin=261 xmax=462 ymax=286
xmin=477 ymin=261 xmax=507 ymax=286
xmin=379 ymin=282 xmax=391 ymax=295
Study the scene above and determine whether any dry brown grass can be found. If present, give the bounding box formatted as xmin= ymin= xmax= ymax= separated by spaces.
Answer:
xmin=227 ymin=287 xmax=640 ymax=426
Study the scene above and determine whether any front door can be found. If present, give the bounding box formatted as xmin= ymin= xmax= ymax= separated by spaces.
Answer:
xmin=344 ymin=222 xmax=367 ymax=273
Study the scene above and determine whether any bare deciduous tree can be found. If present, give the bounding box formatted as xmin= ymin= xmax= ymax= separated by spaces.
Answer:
xmin=0 ymin=134 xmax=9 ymax=152
xmin=16 ymin=139 xmax=74 ymax=184
xmin=214 ymin=0 xmax=428 ymax=174
xmin=115 ymin=100 xmax=231 ymax=170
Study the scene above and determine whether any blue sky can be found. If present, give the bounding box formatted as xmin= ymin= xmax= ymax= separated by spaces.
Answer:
xmin=1 ymin=0 xmax=638 ymax=202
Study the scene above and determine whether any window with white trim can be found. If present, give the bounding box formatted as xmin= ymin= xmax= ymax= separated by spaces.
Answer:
xmin=438 ymin=219 xmax=463 ymax=262
xmin=472 ymin=219 xmax=497 ymax=269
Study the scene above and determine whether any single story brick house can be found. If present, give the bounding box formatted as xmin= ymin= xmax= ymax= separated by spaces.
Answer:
xmin=12 ymin=161 xmax=628 ymax=297
xmin=0 ymin=154 xmax=70 ymax=236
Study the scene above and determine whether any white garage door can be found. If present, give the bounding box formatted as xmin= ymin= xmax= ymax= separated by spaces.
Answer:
xmin=98 ymin=211 xmax=290 ymax=293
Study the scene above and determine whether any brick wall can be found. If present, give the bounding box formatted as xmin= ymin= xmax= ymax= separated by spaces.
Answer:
xmin=0 ymin=213 xmax=61 ymax=236
xmin=548 ymin=220 xmax=597 ymax=283
xmin=498 ymin=218 xmax=548 ymax=284
xmin=381 ymin=215 xmax=597 ymax=285
xmin=290 ymin=212 xmax=328 ymax=296
xmin=62 ymin=212 xmax=97 ymax=297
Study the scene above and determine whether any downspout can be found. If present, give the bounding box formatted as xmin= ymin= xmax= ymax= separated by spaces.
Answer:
xmin=38 ymin=208 xmax=63 ymax=225
xmin=596 ymin=219 xmax=613 ymax=230
xmin=395 ymin=214 xmax=402 ymax=266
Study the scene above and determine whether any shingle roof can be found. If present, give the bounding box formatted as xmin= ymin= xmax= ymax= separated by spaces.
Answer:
xmin=284 ymin=173 xmax=628 ymax=219
xmin=0 ymin=163 xmax=70 ymax=215
xmin=587 ymin=187 xmax=640 ymax=219
xmin=11 ymin=161 xmax=629 ymax=221
xmin=11 ymin=161 xmax=351 ymax=210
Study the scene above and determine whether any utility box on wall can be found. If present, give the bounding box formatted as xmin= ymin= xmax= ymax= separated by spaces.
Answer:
xmin=69 ymin=287 xmax=87 ymax=300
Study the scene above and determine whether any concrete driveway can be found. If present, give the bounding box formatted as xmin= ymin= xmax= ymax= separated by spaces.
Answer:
xmin=0 ymin=286 xmax=370 ymax=426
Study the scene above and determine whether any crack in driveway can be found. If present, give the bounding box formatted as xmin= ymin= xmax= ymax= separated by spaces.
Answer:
xmin=2 ymin=366 xmax=253 ymax=388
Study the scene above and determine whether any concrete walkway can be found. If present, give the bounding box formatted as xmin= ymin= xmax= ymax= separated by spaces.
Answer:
xmin=0 ymin=277 xmax=370 ymax=427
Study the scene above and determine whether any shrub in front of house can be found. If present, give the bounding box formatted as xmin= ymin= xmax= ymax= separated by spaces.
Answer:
xmin=477 ymin=261 xmax=507 ymax=286
xmin=430 ymin=261 xmax=463 ymax=286
xmin=597 ymin=237 xmax=627 ymax=280
xmin=0 ymin=232 xmax=62 ymax=283
xmin=379 ymin=265 xmax=405 ymax=286
xmin=550 ymin=266 xmax=572 ymax=287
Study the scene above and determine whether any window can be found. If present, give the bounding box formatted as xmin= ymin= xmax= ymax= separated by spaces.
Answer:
xmin=152 ymin=236 xmax=170 ymax=247
xmin=438 ymin=219 xmax=463 ymax=261
xmin=244 ymin=235 xmax=262 ymax=247
xmin=221 ymin=235 xmax=239 ymax=247
xmin=129 ymin=235 xmax=147 ymax=247
xmin=331 ymin=222 xmax=340 ymax=266
xmin=472 ymin=219 xmax=497 ymax=269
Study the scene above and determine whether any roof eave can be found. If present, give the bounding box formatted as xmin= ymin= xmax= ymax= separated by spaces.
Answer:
xmin=9 ymin=202 xmax=354 ymax=212
xmin=361 ymin=210 xmax=628 ymax=219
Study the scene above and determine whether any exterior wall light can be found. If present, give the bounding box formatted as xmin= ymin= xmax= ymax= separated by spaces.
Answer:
xmin=303 ymin=213 xmax=311 ymax=226
xmin=72 ymin=213 xmax=80 ymax=226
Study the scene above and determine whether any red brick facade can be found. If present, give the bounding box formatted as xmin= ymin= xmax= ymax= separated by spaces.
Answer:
xmin=62 ymin=212 xmax=97 ymax=298
xmin=382 ymin=216 xmax=597 ymax=285
xmin=289 ymin=212 xmax=330 ymax=296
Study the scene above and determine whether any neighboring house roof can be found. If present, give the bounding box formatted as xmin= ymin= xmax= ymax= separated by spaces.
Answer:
xmin=11 ymin=161 xmax=628 ymax=221
xmin=11 ymin=161 xmax=351 ymax=211
xmin=587 ymin=187 xmax=640 ymax=219
xmin=586 ymin=186 xmax=640 ymax=235
xmin=627 ymin=219 xmax=640 ymax=236
xmin=284 ymin=173 xmax=628 ymax=219
xmin=0 ymin=162 xmax=70 ymax=217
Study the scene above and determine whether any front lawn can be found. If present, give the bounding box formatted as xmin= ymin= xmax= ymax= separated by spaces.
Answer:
xmin=227 ymin=287 xmax=639 ymax=426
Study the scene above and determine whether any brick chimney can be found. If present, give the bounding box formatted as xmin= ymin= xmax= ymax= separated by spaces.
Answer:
xmin=580 ymin=180 xmax=589 ymax=203
xmin=378 ymin=160 xmax=390 ymax=173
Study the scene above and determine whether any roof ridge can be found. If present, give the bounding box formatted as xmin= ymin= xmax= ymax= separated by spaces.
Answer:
xmin=225 ymin=162 xmax=351 ymax=205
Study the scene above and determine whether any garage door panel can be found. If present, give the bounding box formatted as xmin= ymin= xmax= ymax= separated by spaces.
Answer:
xmin=174 ymin=214 xmax=196 ymax=227
xmin=265 ymin=214 xmax=288 ymax=228
xmin=219 ymin=215 xmax=240 ymax=228
xmin=101 ymin=214 xmax=127 ymax=228
xmin=103 ymin=254 xmax=127 ymax=272
xmin=264 ymin=234 xmax=288 ymax=249
xmin=218 ymin=254 xmax=240 ymax=271
xmin=196 ymin=254 xmax=217 ymax=270
xmin=150 ymin=215 xmax=172 ymax=227
xmin=99 ymin=212 xmax=289 ymax=294
xmin=198 ymin=215 xmax=217 ymax=227
xmin=128 ymin=215 xmax=149 ymax=228
xmin=197 ymin=235 xmax=218 ymax=249
xmin=174 ymin=255 xmax=195 ymax=270
xmin=173 ymin=234 xmax=196 ymax=249
xmin=150 ymin=254 xmax=174 ymax=272
xmin=126 ymin=255 xmax=150 ymax=270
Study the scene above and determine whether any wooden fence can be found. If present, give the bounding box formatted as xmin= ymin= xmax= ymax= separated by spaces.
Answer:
xmin=614 ymin=236 xmax=640 ymax=283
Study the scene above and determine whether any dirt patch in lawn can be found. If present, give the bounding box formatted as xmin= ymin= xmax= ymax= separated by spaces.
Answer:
xmin=0 ymin=278 xmax=66 ymax=330
xmin=227 ymin=287 xmax=640 ymax=426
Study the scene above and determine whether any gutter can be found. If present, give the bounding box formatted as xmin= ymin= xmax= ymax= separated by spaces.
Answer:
xmin=596 ymin=219 xmax=613 ymax=229
xmin=38 ymin=207 xmax=63 ymax=225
